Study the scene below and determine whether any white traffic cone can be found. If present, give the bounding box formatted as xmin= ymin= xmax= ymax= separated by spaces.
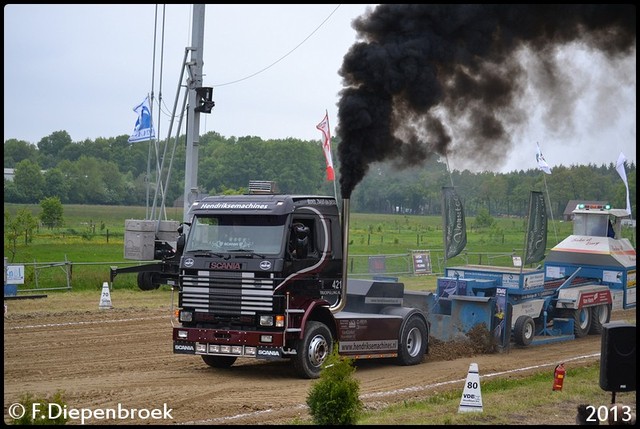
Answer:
xmin=99 ymin=282 xmax=113 ymax=309
xmin=458 ymin=362 xmax=483 ymax=413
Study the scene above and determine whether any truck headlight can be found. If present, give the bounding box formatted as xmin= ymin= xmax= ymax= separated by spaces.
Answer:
xmin=179 ymin=310 xmax=193 ymax=322
xmin=259 ymin=315 xmax=273 ymax=326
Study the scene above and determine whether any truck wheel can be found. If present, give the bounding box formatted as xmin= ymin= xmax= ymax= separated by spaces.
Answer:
xmin=137 ymin=272 xmax=159 ymax=291
xmin=572 ymin=307 xmax=592 ymax=338
xmin=201 ymin=355 xmax=237 ymax=368
xmin=588 ymin=304 xmax=612 ymax=335
xmin=513 ymin=315 xmax=535 ymax=346
xmin=396 ymin=316 xmax=428 ymax=366
xmin=293 ymin=321 xmax=332 ymax=379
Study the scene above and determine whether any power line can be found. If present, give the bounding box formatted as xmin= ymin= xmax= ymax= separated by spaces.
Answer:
xmin=212 ymin=5 xmax=342 ymax=87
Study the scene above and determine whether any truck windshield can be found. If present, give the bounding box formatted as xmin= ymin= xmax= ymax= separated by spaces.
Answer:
xmin=185 ymin=214 xmax=287 ymax=255
xmin=573 ymin=213 xmax=609 ymax=237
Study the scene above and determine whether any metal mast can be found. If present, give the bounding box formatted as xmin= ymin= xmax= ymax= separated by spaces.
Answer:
xmin=182 ymin=4 xmax=206 ymax=222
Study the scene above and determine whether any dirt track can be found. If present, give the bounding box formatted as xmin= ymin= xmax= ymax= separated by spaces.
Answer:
xmin=3 ymin=290 xmax=636 ymax=425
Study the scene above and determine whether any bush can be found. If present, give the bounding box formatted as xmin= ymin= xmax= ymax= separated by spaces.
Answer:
xmin=40 ymin=196 xmax=64 ymax=229
xmin=11 ymin=390 xmax=68 ymax=425
xmin=306 ymin=347 xmax=363 ymax=425
xmin=473 ymin=207 xmax=495 ymax=228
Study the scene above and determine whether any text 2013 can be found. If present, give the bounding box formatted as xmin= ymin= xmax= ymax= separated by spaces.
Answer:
xmin=585 ymin=405 xmax=633 ymax=423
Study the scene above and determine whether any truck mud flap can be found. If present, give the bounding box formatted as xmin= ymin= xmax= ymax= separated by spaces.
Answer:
xmin=256 ymin=346 xmax=284 ymax=360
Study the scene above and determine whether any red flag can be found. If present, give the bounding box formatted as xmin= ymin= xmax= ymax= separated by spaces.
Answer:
xmin=316 ymin=112 xmax=335 ymax=181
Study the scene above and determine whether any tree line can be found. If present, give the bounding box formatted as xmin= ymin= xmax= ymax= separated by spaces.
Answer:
xmin=4 ymin=130 xmax=636 ymax=218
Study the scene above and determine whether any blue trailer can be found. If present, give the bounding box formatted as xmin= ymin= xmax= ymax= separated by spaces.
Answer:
xmin=409 ymin=203 xmax=636 ymax=348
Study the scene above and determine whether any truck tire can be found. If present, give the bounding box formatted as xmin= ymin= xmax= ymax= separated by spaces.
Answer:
xmin=572 ymin=307 xmax=592 ymax=338
xmin=293 ymin=321 xmax=332 ymax=379
xmin=137 ymin=272 xmax=160 ymax=291
xmin=513 ymin=315 xmax=535 ymax=346
xmin=396 ymin=316 xmax=428 ymax=366
xmin=201 ymin=355 xmax=237 ymax=368
xmin=588 ymin=304 xmax=612 ymax=335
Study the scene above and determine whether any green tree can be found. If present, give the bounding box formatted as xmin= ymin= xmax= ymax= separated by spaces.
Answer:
xmin=60 ymin=156 xmax=128 ymax=204
xmin=13 ymin=159 xmax=44 ymax=203
xmin=37 ymin=130 xmax=73 ymax=168
xmin=42 ymin=168 xmax=70 ymax=202
xmin=4 ymin=129 xmax=636 ymax=218
xmin=40 ymin=196 xmax=64 ymax=228
xmin=4 ymin=208 xmax=38 ymax=262
xmin=3 ymin=138 xmax=38 ymax=167
xmin=4 ymin=178 xmax=24 ymax=202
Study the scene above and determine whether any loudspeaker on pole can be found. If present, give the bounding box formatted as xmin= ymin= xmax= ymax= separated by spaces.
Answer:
xmin=459 ymin=362 xmax=483 ymax=413
xmin=99 ymin=282 xmax=113 ymax=309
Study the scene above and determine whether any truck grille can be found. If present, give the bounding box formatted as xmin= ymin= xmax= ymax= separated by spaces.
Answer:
xmin=180 ymin=270 xmax=275 ymax=315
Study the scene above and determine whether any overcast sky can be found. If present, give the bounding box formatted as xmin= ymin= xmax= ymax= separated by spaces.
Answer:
xmin=4 ymin=4 xmax=636 ymax=174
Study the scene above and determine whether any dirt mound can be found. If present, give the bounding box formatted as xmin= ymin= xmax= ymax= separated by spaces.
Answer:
xmin=426 ymin=323 xmax=496 ymax=362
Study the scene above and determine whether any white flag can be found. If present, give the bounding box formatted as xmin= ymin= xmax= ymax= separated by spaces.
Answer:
xmin=316 ymin=111 xmax=335 ymax=181
xmin=536 ymin=142 xmax=551 ymax=174
xmin=615 ymin=152 xmax=632 ymax=215
xmin=128 ymin=96 xmax=156 ymax=143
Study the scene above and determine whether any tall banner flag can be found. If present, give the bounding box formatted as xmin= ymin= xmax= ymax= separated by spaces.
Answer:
xmin=442 ymin=187 xmax=467 ymax=259
xmin=316 ymin=111 xmax=335 ymax=181
xmin=524 ymin=191 xmax=548 ymax=265
xmin=128 ymin=96 xmax=156 ymax=143
xmin=615 ymin=152 xmax=632 ymax=215
xmin=536 ymin=142 xmax=552 ymax=174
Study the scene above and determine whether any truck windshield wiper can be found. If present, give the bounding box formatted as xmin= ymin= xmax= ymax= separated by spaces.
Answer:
xmin=191 ymin=250 xmax=227 ymax=258
xmin=227 ymin=249 xmax=266 ymax=259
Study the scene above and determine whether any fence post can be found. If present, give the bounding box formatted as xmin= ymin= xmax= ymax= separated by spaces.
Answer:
xmin=66 ymin=255 xmax=72 ymax=290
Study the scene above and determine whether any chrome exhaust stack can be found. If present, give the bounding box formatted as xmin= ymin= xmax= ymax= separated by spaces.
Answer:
xmin=330 ymin=197 xmax=349 ymax=313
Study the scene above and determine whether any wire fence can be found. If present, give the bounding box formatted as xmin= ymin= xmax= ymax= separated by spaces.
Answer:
xmin=4 ymin=251 xmax=519 ymax=295
xmin=346 ymin=250 xmax=518 ymax=280
xmin=4 ymin=257 xmax=151 ymax=295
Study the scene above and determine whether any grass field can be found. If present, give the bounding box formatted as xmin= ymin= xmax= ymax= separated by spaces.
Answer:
xmin=4 ymin=202 xmax=634 ymax=293
xmin=353 ymin=362 xmax=636 ymax=425
xmin=4 ymin=204 xmax=637 ymax=425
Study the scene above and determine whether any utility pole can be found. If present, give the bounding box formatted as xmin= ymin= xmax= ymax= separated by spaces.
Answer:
xmin=183 ymin=4 xmax=206 ymax=222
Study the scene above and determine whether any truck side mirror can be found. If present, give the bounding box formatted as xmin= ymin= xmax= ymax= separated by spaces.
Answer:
xmin=176 ymin=234 xmax=186 ymax=254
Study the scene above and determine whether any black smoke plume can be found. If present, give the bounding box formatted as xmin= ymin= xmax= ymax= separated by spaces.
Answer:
xmin=337 ymin=4 xmax=635 ymax=198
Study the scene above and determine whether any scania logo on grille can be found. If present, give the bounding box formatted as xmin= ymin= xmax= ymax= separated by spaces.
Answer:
xmin=259 ymin=260 xmax=272 ymax=270
xmin=210 ymin=262 xmax=242 ymax=270
xmin=184 ymin=258 xmax=195 ymax=267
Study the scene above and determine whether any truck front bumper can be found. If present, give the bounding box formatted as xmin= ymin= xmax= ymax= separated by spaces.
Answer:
xmin=172 ymin=327 xmax=287 ymax=359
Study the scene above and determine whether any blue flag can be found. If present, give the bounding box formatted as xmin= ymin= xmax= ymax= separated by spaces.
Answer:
xmin=128 ymin=96 xmax=156 ymax=143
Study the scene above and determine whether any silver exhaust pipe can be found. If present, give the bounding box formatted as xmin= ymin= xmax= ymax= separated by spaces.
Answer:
xmin=330 ymin=197 xmax=349 ymax=313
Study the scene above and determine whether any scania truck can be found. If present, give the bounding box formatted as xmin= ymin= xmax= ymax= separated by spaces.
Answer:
xmin=171 ymin=182 xmax=429 ymax=378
